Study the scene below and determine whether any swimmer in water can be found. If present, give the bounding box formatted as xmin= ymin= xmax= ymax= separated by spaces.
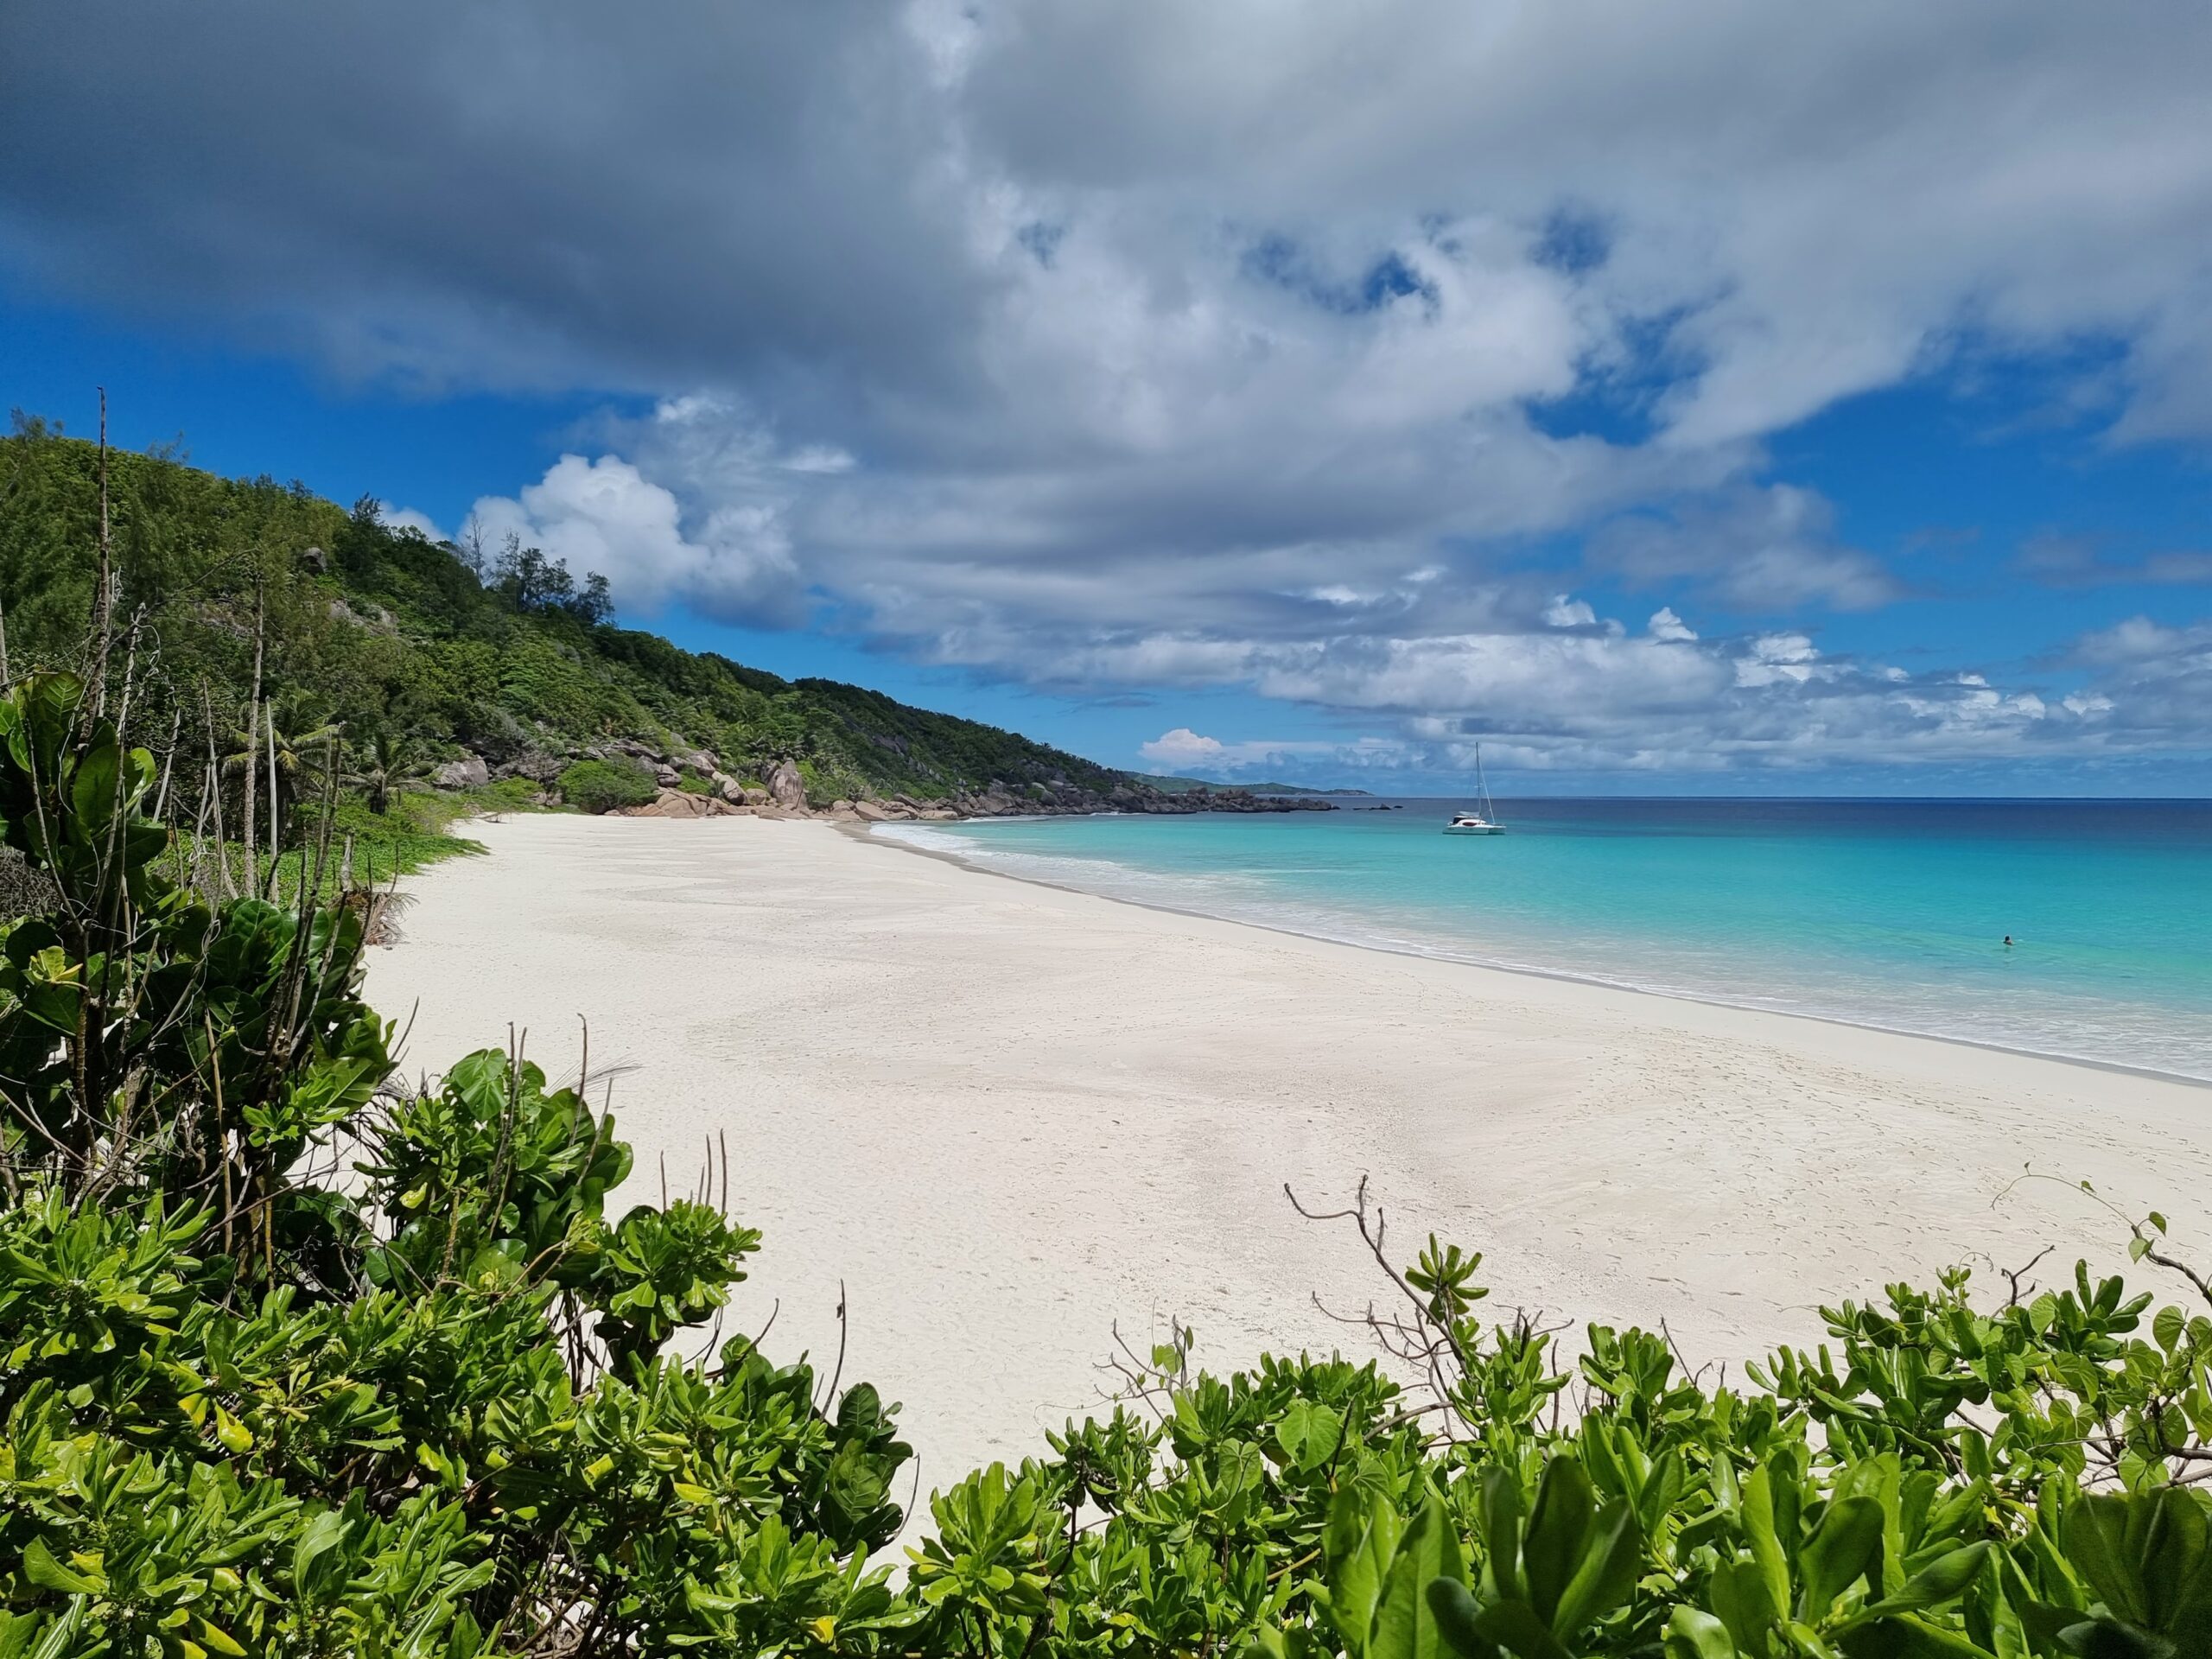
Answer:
xmin=2003 ymin=935 xmax=2014 ymax=947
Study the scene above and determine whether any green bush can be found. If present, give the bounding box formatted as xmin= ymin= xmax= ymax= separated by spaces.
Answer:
xmin=0 ymin=669 xmax=903 ymax=1654
xmin=557 ymin=756 xmax=656 ymax=814
xmin=470 ymin=774 xmax=546 ymax=812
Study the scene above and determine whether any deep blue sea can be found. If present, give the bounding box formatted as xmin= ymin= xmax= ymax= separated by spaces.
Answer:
xmin=880 ymin=798 xmax=2212 ymax=1082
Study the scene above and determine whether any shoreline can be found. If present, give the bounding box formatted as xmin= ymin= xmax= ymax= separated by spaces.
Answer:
xmin=855 ymin=820 xmax=2212 ymax=1091
xmin=367 ymin=814 xmax=2212 ymax=1499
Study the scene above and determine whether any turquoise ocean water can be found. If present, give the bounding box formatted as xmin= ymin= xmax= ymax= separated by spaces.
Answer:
xmin=878 ymin=798 xmax=2212 ymax=1083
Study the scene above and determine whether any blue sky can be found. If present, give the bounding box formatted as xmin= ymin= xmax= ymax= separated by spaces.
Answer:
xmin=4 ymin=3 xmax=2209 ymax=794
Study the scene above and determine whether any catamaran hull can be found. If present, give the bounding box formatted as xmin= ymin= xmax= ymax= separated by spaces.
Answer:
xmin=1443 ymin=824 xmax=1505 ymax=835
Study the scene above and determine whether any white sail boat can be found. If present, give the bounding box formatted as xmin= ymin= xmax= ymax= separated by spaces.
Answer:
xmin=1444 ymin=745 xmax=1505 ymax=835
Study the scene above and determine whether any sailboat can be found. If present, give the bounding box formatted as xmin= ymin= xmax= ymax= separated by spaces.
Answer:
xmin=1444 ymin=745 xmax=1505 ymax=835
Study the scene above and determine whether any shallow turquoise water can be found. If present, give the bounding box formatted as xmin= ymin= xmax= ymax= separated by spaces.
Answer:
xmin=880 ymin=798 xmax=2212 ymax=1081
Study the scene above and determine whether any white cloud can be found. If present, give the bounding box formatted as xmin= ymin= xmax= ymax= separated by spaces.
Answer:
xmin=1138 ymin=728 xmax=1229 ymax=768
xmin=2065 ymin=616 xmax=2212 ymax=745
xmin=1139 ymin=726 xmax=1399 ymax=776
xmin=2075 ymin=615 xmax=2212 ymax=668
xmin=1733 ymin=632 xmax=1825 ymax=688
xmin=1542 ymin=595 xmax=1599 ymax=629
xmin=1648 ymin=607 xmax=1697 ymax=642
xmin=467 ymin=451 xmax=803 ymax=625
xmin=1116 ymin=603 xmax=2212 ymax=781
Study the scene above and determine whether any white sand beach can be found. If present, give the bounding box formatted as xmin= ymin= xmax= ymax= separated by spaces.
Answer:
xmin=367 ymin=813 xmax=2212 ymax=1492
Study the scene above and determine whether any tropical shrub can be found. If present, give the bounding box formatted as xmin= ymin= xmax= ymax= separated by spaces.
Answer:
xmin=346 ymin=732 xmax=432 ymax=816
xmin=0 ymin=670 xmax=908 ymax=1654
xmin=556 ymin=757 xmax=656 ymax=814
xmin=3 ymin=664 xmax=2211 ymax=1656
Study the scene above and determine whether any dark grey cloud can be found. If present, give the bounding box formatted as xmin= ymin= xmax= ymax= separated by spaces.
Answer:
xmin=1589 ymin=486 xmax=1903 ymax=613
xmin=2 ymin=3 xmax=979 ymax=410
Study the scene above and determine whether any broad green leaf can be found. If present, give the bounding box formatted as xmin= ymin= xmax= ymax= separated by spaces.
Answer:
xmin=1325 ymin=1485 xmax=1405 ymax=1657
xmin=22 ymin=1539 xmax=104 ymax=1596
xmin=2064 ymin=1497 xmax=2150 ymax=1626
xmin=1801 ymin=1497 xmax=1884 ymax=1620
xmin=1711 ymin=1557 xmax=1783 ymax=1653
xmin=1480 ymin=1464 xmax=1525 ymax=1602
xmin=1838 ymin=1615 xmax=2002 ymax=1659
xmin=1551 ymin=1501 xmax=1643 ymax=1640
xmin=1666 ymin=1607 xmax=1738 ymax=1659
xmin=1743 ymin=1465 xmax=1794 ymax=1626
xmin=67 ymin=738 xmax=118 ymax=833
xmin=1524 ymin=1457 xmax=1597 ymax=1624
xmin=1276 ymin=1399 xmax=1346 ymax=1473
xmin=1466 ymin=1594 xmax=1575 ymax=1659
xmin=1427 ymin=1581 xmax=1503 ymax=1659
xmin=1370 ymin=1493 xmax=1466 ymax=1659
xmin=1861 ymin=1545 xmax=1994 ymax=1621
xmin=291 ymin=1509 xmax=350 ymax=1596
xmin=2141 ymin=1488 xmax=2209 ymax=1633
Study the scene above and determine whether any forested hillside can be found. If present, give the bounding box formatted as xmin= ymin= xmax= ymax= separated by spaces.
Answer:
xmin=0 ymin=417 xmax=1152 ymax=810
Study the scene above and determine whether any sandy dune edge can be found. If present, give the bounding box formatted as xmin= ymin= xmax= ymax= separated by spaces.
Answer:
xmin=365 ymin=813 xmax=2211 ymax=1493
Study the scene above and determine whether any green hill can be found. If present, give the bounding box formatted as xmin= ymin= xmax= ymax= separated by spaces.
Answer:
xmin=0 ymin=420 xmax=1319 ymax=817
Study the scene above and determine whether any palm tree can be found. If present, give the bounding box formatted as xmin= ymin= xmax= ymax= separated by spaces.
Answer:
xmin=223 ymin=693 xmax=342 ymax=847
xmin=345 ymin=731 xmax=430 ymax=816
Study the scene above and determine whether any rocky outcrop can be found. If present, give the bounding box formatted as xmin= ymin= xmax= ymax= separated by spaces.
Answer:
xmin=328 ymin=595 xmax=399 ymax=634
xmin=1117 ymin=785 xmax=1334 ymax=817
xmin=614 ymin=775 xmax=1334 ymax=826
xmin=626 ymin=788 xmax=751 ymax=818
xmin=493 ymin=749 xmax=565 ymax=784
xmin=761 ymin=759 xmax=807 ymax=810
xmin=938 ymin=780 xmax=1333 ymax=819
xmin=485 ymin=738 xmax=1334 ymax=826
xmin=661 ymin=790 xmax=708 ymax=819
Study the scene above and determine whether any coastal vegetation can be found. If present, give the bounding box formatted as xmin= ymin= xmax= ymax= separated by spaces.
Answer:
xmin=3 ymin=418 xmax=2209 ymax=1655
xmin=0 ymin=417 xmax=1187 ymax=833
xmin=555 ymin=758 xmax=658 ymax=817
